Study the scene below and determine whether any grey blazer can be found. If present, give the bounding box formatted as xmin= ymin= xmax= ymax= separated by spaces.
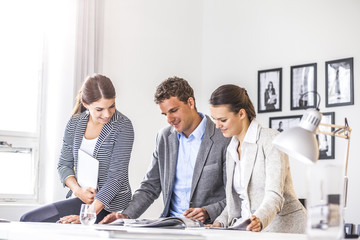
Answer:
xmin=215 ymin=123 xmax=306 ymax=233
xmin=122 ymin=115 xmax=230 ymax=222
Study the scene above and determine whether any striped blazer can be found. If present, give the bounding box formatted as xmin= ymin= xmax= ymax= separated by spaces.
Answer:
xmin=57 ymin=110 xmax=134 ymax=212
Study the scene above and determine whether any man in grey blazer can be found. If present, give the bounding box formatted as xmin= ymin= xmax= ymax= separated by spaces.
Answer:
xmin=100 ymin=77 xmax=230 ymax=224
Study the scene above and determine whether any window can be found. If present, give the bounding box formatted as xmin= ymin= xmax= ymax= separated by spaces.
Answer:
xmin=0 ymin=0 xmax=45 ymax=201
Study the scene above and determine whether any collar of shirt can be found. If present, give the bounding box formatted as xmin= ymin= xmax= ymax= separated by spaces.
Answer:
xmin=228 ymin=119 xmax=259 ymax=162
xmin=177 ymin=112 xmax=207 ymax=141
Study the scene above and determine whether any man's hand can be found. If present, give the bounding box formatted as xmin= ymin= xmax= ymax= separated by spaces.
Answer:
xmin=74 ymin=187 xmax=96 ymax=204
xmin=246 ymin=215 xmax=262 ymax=232
xmin=58 ymin=215 xmax=80 ymax=224
xmin=183 ymin=208 xmax=209 ymax=223
xmin=99 ymin=212 xmax=129 ymax=224
xmin=204 ymin=221 xmax=222 ymax=228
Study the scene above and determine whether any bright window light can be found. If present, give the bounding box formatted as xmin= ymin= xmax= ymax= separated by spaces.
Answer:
xmin=0 ymin=0 xmax=45 ymax=201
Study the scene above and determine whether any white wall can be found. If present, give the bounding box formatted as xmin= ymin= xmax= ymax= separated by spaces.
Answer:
xmin=101 ymin=0 xmax=360 ymax=224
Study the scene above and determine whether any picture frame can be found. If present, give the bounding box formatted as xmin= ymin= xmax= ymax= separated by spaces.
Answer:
xmin=325 ymin=57 xmax=354 ymax=107
xmin=258 ymin=68 xmax=282 ymax=113
xmin=290 ymin=63 xmax=317 ymax=110
xmin=317 ymin=112 xmax=335 ymax=160
xmin=269 ymin=115 xmax=302 ymax=132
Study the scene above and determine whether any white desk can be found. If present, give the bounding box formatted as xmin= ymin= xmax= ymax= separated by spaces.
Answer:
xmin=0 ymin=222 xmax=307 ymax=240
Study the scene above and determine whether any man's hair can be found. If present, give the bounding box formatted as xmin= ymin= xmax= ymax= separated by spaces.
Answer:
xmin=154 ymin=76 xmax=195 ymax=105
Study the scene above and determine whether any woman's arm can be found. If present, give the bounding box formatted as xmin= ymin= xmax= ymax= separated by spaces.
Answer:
xmin=95 ymin=117 xmax=134 ymax=210
xmin=253 ymin=131 xmax=286 ymax=229
xmin=92 ymin=199 xmax=105 ymax=214
xmin=57 ymin=117 xmax=77 ymax=187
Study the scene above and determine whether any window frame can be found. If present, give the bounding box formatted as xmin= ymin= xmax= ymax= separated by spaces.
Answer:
xmin=0 ymin=136 xmax=40 ymax=202
xmin=0 ymin=56 xmax=43 ymax=203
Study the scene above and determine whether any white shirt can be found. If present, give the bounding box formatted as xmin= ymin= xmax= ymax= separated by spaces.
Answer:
xmin=80 ymin=136 xmax=98 ymax=156
xmin=228 ymin=120 xmax=259 ymax=222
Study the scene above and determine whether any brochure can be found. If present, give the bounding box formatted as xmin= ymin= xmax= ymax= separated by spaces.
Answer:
xmin=120 ymin=217 xmax=204 ymax=229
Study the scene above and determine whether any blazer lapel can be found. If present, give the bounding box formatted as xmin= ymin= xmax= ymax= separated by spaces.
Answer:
xmin=242 ymin=125 xmax=261 ymax=189
xmin=166 ymin=129 xmax=179 ymax=194
xmin=190 ymin=117 xmax=214 ymax=199
xmin=93 ymin=110 xmax=119 ymax=158
xmin=94 ymin=122 xmax=112 ymax=158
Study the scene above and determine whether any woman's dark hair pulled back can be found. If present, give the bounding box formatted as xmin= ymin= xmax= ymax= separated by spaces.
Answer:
xmin=72 ymin=74 xmax=116 ymax=115
xmin=209 ymin=84 xmax=256 ymax=122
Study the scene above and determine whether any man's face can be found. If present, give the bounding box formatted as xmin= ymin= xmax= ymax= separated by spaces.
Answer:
xmin=158 ymin=96 xmax=196 ymax=136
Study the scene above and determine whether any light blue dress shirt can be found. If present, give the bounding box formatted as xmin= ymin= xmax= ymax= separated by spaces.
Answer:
xmin=169 ymin=113 xmax=207 ymax=217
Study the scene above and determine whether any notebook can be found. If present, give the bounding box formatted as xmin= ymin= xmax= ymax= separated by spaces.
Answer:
xmin=77 ymin=149 xmax=99 ymax=189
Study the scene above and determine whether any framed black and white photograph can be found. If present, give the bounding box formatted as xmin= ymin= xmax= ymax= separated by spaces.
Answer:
xmin=258 ymin=68 xmax=282 ymax=113
xmin=325 ymin=57 xmax=354 ymax=107
xmin=269 ymin=115 xmax=302 ymax=132
xmin=317 ymin=112 xmax=335 ymax=160
xmin=290 ymin=63 xmax=317 ymax=110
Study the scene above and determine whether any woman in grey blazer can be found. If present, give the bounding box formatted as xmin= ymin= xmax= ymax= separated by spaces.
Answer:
xmin=208 ymin=84 xmax=306 ymax=233
xmin=20 ymin=74 xmax=134 ymax=224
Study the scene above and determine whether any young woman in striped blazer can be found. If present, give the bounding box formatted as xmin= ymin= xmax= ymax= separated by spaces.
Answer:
xmin=20 ymin=74 xmax=134 ymax=223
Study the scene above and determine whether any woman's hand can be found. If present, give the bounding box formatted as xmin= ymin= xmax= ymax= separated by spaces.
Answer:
xmin=64 ymin=176 xmax=96 ymax=204
xmin=58 ymin=215 xmax=80 ymax=224
xmin=246 ymin=215 xmax=262 ymax=232
xmin=204 ymin=221 xmax=222 ymax=228
xmin=74 ymin=187 xmax=97 ymax=204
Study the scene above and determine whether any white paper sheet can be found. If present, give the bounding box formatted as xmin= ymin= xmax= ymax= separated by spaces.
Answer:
xmin=77 ymin=149 xmax=99 ymax=189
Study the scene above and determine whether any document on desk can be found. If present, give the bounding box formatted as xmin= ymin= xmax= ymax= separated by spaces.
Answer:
xmin=77 ymin=149 xmax=99 ymax=189
xmin=207 ymin=218 xmax=250 ymax=231
xmin=124 ymin=217 xmax=204 ymax=229
xmin=227 ymin=218 xmax=251 ymax=230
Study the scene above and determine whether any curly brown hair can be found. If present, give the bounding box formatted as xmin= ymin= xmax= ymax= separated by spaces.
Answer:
xmin=154 ymin=77 xmax=196 ymax=107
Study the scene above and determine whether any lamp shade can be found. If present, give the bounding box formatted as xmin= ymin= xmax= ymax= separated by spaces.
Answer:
xmin=273 ymin=127 xmax=319 ymax=164
xmin=273 ymin=108 xmax=322 ymax=165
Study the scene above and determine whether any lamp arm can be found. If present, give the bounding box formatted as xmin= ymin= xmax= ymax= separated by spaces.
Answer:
xmin=343 ymin=133 xmax=351 ymax=208
xmin=316 ymin=122 xmax=352 ymax=208
xmin=317 ymin=123 xmax=351 ymax=139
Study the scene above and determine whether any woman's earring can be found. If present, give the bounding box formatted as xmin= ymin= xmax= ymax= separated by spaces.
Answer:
xmin=85 ymin=109 xmax=89 ymax=115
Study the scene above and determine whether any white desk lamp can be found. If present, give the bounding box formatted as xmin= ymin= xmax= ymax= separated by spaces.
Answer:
xmin=272 ymin=92 xmax=352 ymax=239
xmin=272 ymin=93 xmax=352 ymax=207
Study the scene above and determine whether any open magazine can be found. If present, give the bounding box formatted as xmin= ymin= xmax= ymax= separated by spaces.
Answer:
xmin=226 ymin=218 xmax=251 ymax=230
xmin=207 ymin=218 xmax=251 ymax=231
xmin=110 ymin=217 xmax=203 ymax=229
